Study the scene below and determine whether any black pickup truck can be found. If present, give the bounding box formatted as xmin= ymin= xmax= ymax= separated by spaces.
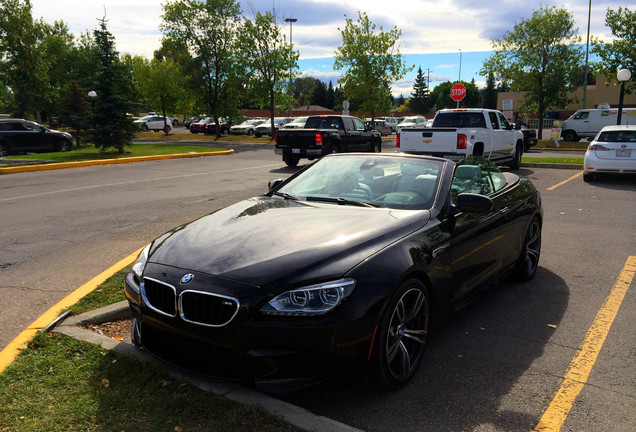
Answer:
xmin=274 ymin=115 xmax=382 ymax=167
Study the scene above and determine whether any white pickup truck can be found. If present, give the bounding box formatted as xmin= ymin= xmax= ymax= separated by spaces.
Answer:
xmin=397 ymin=108 xmax=525 ymax=169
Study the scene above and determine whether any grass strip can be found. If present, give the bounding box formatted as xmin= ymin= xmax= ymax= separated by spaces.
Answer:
xmin=522 ymin=157 xmax=584 ymax=164
xmin=1 ymin=266 xmax=300 ymax=432
xmin=0 ymin=332 xmax=300 ymax=432
xmin=4 ymin=144 xmax=226 ymax=163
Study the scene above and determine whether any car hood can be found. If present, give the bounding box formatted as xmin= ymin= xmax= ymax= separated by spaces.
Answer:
xmin=147 ymin=196 xmax=429 ymax=288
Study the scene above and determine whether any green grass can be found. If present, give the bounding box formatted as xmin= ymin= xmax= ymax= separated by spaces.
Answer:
xmin=534 ymin=139 xmax=589 ymax=150
xmin=69 ymin=266 xmax=131 ymax=315
xmin=522 ymin=156 xmax=584 ymax=164
xmin=0 ymin=332 xmax=300 ymax=432
xmin=4 ymin=143 xmax=226 ymax=163
xmin=0 ymin=265 xmax=301 ymax=432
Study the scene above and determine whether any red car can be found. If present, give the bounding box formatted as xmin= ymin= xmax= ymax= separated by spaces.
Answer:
xmin=205 ymin=119 xmax=234 ymax=135
xmin=189 ymin=117 xmax=214 ymax=134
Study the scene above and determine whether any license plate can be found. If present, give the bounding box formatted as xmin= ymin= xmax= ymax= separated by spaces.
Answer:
xmin=616 ymin=149 xmax=631 ymax=157
xmin=292 ymin=148 xmax=300 ymax=154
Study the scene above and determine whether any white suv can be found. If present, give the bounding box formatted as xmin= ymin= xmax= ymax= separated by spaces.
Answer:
xmin=133 ymin=115 xmax=173 ymax=132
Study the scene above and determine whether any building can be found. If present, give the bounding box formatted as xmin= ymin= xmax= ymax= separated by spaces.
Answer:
xmin=497 ymin=74 xmax=636 ymax=136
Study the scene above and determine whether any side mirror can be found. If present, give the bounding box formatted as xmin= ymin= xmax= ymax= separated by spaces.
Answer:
xmin=455 ymin=193 xmax=493 ymax=213
xmin=268 ymin=179 xmax=284 ymax=190
xmin=515 ymin=120 xmax=522 ymax=130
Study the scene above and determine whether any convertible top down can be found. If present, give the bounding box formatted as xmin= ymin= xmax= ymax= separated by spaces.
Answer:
xmin=125 ymin=154 xmax=542 ymax=392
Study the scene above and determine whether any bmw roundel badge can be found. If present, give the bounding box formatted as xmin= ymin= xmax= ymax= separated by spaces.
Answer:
xmin=180 ymin=273 xmax=195 ymax=285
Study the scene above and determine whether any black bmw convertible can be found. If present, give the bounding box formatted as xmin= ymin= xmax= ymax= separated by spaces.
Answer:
xmin=125 ymin=153 xmax=542 ymax=392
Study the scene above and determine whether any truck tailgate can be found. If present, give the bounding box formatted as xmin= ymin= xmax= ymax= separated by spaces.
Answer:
xmin=399 ymin=128 xmax=459 ymax=154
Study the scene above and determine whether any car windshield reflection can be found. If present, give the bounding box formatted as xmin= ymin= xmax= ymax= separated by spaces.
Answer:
xmin=276 ymin=154 xmax=444 ymax=210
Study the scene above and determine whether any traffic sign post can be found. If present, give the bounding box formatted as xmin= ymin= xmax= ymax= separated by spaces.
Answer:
xmin=450 ymin=83 xmax=466 ymax=108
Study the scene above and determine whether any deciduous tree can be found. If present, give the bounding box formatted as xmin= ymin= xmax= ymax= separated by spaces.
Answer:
xmin=237 ymin=11 xmax=297 ymax=136
xmin=334 ymin=12 xmax=411 ymax=120
xmin=591 ymin=7 xmax=635 ymax=93
xmin=162 ymin=0 xmax=244 ymax=136
xmin=481 ymin=6 xmax=583 ymax=138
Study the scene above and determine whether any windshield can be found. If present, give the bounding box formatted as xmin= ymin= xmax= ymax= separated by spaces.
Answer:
xmin=277 ymin=154 xmax=443 ymax=210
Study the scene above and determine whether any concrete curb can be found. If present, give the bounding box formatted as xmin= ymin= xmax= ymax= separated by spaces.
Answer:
xmin=0 ymin=149 xmax=234 ymax=175
xmin=54 ymin=302 xmax=363 ymax=432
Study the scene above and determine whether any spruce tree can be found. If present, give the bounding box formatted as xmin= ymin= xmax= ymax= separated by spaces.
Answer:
xmin=91 ymin=18 xmax=136 ymax=153
xmin=410 ymin=66 xmax=429 ymax=114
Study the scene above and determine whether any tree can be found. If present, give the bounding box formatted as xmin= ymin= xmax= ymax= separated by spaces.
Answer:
xmin=482 ymin=71 xmax=498 ymax=109
xmin=410 ymin=66 xmax=429 ymax=114
xmin=591 ymin=7 xmax=635 ymax=93
xmin=91 ymin=18 xmax=137 ymax=153
xmin=133 ymin=57 xmax=186 ymax=135
xmin=162 ymin=0 xmax=243 ymax=136
xmin=0 ymin=0 xmax=49 ymax=121
xmin=326 ymin=81 xmax=336 ymax=109
xmin=481 ymin=6 xmax=583 ymax=138
xmin=237 ymin=11 xmax=297 ymax=136
xmin=429 ymin=81 xmax=480 ymax=110
xmin=334 ymin=11 xmax=411 ymax=120
xmin=310 ymin=80 xmax=328 ymax=107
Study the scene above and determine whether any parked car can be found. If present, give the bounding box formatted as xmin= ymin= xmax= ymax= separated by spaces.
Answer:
xmin=561 ymin=106 xmax=636 ymax=142
xmin=583 ymin=125 xmax=636 ymax=182
xmin=282 ymin=116 xmax=308 ymax=129
xmin=189 ymin=117 xmax=214 ymax=134
xmin=397 ymin=116 xmax=428 ymax=130
xmin=184 ymin=115 xmax=206 ymax=129
xmin=125 ymin=154 xmax=542 ymax=392
xmin=364 ymin=119 xmax=391 ymax=136
xmin=0 ymin=118 xmax=73 ymax=157
xmin=204 ymin=119 xmax=234 ymax=135
xmin=376 ymin=117 xmax=400 ymax=132
xmin=229 ymin=119 xmax=267 ymax=136
xmin=253 ymin=117 xmax=293 ymax=137
xmin=133 ymin=115 xmax=172 ymax=133
xmin=275 ymin=114 xmax=382 ymax=167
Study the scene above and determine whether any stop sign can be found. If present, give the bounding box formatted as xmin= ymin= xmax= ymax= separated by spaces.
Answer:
xmin=450 ymin=83 xmax=467 ymax=102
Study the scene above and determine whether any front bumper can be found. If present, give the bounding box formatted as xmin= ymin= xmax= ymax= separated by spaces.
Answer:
xmin=125 ymin=269 xmax=381 ymax=391
xmin=274 ymin=147 xmax=323 ymax=158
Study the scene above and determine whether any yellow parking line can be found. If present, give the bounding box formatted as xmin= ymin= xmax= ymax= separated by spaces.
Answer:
xmin=0 ymin=248 xmax=142 ymax=374
xmin=532 ymin=256 xmax=636 ymax=431
xmin=547 ymin=171 xmax=583 ymax=191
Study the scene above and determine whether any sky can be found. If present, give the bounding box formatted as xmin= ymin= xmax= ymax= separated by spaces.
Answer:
xmin=30 ymin=0 xmax=632 ymax=97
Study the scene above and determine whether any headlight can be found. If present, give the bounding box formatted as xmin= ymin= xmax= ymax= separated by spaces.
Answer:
xmin=261 ymin=278 xmax=356 ymax=316
xmin=132 ymin=244 xmax=150 ymax=278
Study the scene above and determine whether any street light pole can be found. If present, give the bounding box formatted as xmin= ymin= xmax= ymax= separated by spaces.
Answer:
xmin=87 ymin=91 xmax=97 ymax=130
xmin=616 ymin=68 xmax=631 ymax=125
xmin=457 ymin=49 xmax=462 ymax=108
xmin=285 ymin=18 xmax=297 ymax=117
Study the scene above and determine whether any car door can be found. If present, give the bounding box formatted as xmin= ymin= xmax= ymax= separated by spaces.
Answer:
xmin=447 ymin=160 xmax=513 ymax=301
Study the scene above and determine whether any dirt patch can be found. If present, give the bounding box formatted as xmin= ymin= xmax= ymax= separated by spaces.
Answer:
xmin=82 ymin=318 xmax=132 ymax=344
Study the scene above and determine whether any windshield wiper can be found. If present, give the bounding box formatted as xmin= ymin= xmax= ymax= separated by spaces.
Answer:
xmin=305 ymin=196 xmax=378 ymax=208
xmin=272 ymin=191 xmax=300 ymax=200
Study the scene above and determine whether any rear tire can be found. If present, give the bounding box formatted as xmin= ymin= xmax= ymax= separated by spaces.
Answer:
xmin=510 ymin=142 xmax=522 ymax=170
xmin=583 ymin=173 xmax=595 ymax=183
xmin=513 ymin=216 xmax=541 ymax=281
xmin=0 ymin=142 xmax=8 ymax=157
xmin=283 ymin=155 xmax=300 ymax=167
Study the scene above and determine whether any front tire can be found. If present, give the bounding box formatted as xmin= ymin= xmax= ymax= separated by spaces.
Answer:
xmin=56 ymin=139 xmax=72 ymax=152
xmin=513 ymin=216 xmax=541 ymax=281
xmin=0 ymin=142 xmax=8 ymax=157
xmin=372 ymin=279 xmax=430 ymax=388
xmin=562 ymin=130 xmax=578 ymax=142
xmin=141 ymin=124 xmax=148 ymax=132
